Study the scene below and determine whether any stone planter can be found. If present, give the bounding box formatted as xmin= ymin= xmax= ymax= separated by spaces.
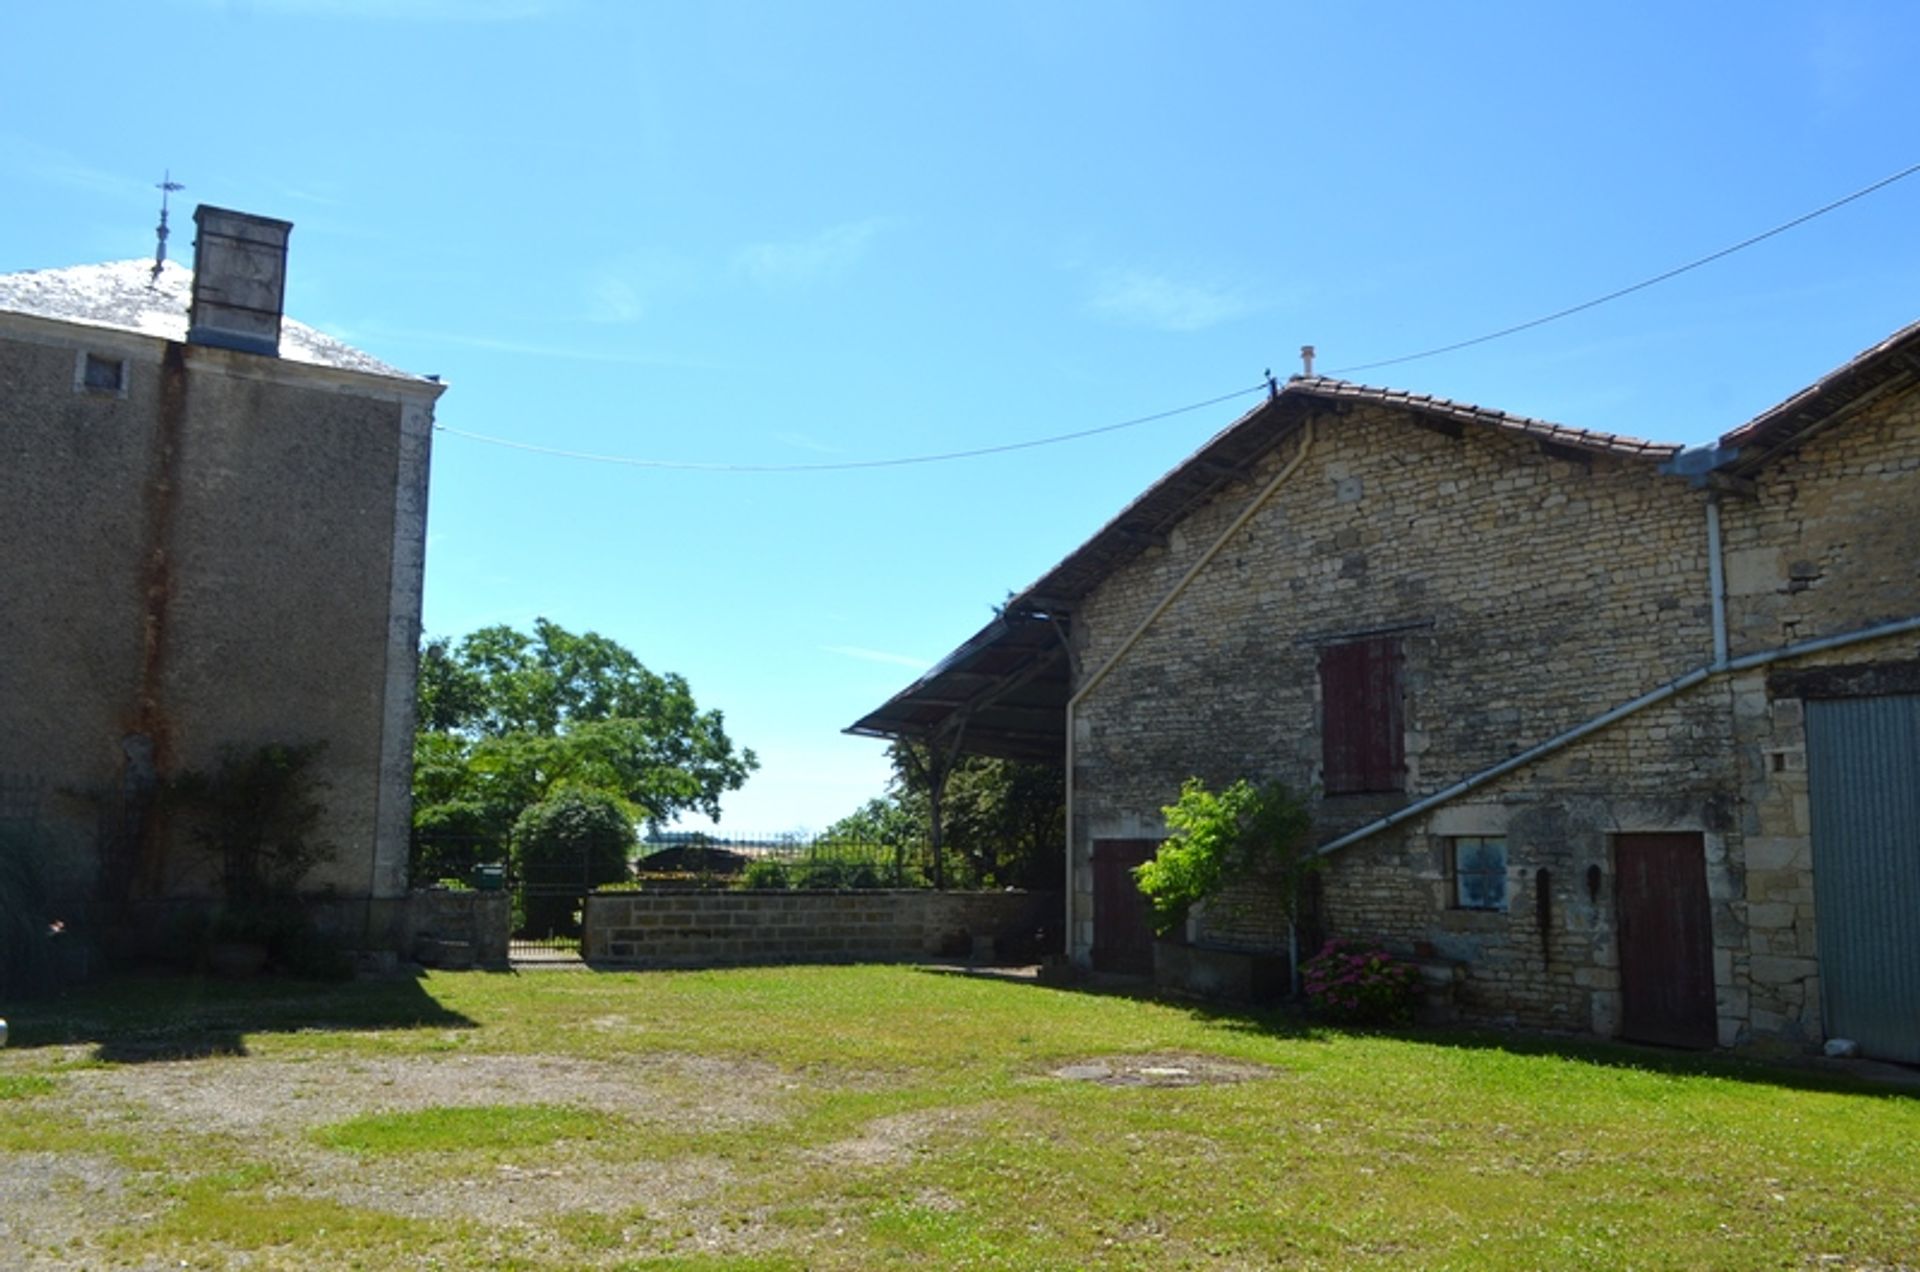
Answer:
xmin=1155 ymin=938 xmax=1290 ymax=1004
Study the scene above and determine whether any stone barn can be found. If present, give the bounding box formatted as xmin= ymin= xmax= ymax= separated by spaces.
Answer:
xmin=853 ymin=321 xmax=1920 ymax=1058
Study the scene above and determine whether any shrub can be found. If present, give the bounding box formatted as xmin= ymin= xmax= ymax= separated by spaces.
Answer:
xmin=1134 ymin=777 xmax=1315 ymax=937
xmin=740 ymin=859 xmax=790 ymax=890
xmin=1300 ymin=939 xmax=1418 ymax=1025
xmin=168 ymin=742 xmax=335 ymax=903
xmin=509 ymin=789 xmax=635 ymax=936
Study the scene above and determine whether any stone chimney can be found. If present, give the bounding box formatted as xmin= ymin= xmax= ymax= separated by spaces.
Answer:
xmin=187 ymin=206 xmax=293 ymax=357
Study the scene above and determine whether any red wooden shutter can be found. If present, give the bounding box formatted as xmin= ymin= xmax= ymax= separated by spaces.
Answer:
xmin=1320 ymin=638 xmax=1403 ymax=794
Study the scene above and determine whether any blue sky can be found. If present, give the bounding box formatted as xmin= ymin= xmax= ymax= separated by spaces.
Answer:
xmin=7 ymin=1 xmax=1918 ymax=832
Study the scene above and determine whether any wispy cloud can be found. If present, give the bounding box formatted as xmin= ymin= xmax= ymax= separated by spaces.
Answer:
xmin=182 ymin=0 xmax=560 ymax=20
xmin=822 ymin=645 xmax=929 ymax=670
xmin=734 ymin=219 xmax=888 ymax=288
xmin=357 ymin=323 xmax=724 ymax=370
xmin=275 ymin=183 xmax=347 ymax=207
xmin=1806 ymin=10 xmax=1876 ymax=114
xmin=0 ymin=135 xmax=144 ymax=201
xmin=1085 ymin=268 xmax=1260 ymax=333
xmin=584 ymin=250 xmax=697 ymax=324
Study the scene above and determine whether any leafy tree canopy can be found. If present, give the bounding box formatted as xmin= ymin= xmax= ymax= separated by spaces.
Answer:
xmin=411 ymin=620 xmax=757 ymax=877
xmin=824 ymin=742 xmax=1063 ymax=890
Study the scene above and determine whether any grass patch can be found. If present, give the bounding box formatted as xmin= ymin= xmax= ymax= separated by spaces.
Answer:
xmin=312 ymin=1102 xmax=610 ymax=1155
xmin=8 ymin=964 xmax=1920 ymax=1268
xmin=111 ymin=1169 xmax=477 ymax=1265
xmin=0 ymin=1073 xmax=56 ymax=1099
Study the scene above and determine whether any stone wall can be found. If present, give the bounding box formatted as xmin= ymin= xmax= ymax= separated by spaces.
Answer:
xmin=401 ymin=888 xmax=512 ymax=969
xmin=584 ymin=890 xmax=1060 ymax=968
xmin=1717 ymin=389 xmax=1920 ymax=1047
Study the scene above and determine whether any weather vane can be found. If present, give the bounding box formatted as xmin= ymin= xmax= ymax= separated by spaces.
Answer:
xmin=151 ymin=170 xmax=184 ymax=284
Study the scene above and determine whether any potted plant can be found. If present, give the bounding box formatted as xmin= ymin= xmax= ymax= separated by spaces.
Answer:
xmin=1133 ymin=777 xmax=1318 ymax=1001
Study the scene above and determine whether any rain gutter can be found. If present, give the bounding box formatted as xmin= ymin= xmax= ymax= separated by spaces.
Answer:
xmin=1315 ymin=613 xmax=1920 ymax=858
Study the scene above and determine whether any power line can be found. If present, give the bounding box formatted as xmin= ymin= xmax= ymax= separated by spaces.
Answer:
xmin=1326 ymin=158 xmax=1920 ymax=376
xmin=437 ymin=159 xmax=1919 ymax=471
xmin=434 ymin=383 xmax=1267 ymax=472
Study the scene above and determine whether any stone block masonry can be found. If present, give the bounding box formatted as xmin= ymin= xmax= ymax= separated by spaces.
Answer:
xmin=1066 ymin=379 xmax=1919 ymax=1054
xmin=583 ymin=890 xmax=1060 ymax=968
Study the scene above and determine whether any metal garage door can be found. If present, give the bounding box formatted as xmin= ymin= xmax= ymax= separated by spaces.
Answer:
xmin=1805 ymin=695 xmax=1920 ymax=1063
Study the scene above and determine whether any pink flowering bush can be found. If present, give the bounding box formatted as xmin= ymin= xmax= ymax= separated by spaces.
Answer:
xmin=1300 ymin=939 xmax=1418 ymax=1025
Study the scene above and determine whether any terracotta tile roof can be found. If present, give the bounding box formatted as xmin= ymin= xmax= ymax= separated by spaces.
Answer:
xmin=850 ymin=321 xmax=1920 ymax=758
xmin=1290 ymin=376 xmax=1681 ymax=460
xmin=846 ymin=374 xmax=1682 ymax=756
xmin=1714 ymin=318 xmax=1920 ymax=471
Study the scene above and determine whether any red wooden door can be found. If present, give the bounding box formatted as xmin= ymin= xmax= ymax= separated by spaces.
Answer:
xmin=1614 ymin=833 xmax=1717 ymax=1048
xmin=1091 ymin=839 xmax=1158 ymax=974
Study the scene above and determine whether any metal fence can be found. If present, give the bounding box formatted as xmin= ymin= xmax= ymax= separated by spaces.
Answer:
xmin=410 ymin=830 xmax=978 ymax=896
xmin=631 ymin=832 xmax=968 ymax=890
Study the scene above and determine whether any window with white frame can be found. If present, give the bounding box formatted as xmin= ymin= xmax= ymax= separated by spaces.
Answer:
xmin=1450 ymin=836 xmax=1508 ymax=910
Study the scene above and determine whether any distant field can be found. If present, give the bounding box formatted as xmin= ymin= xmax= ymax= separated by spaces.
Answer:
xmin=2 ymin=964 xmax=1916 ymax=1269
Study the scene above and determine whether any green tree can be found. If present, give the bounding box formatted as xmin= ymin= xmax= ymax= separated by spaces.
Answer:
xmin=409 ymin=619 xmax=757 ymax=882
xmin=826 ymin=743 xmax=1063 ymax=890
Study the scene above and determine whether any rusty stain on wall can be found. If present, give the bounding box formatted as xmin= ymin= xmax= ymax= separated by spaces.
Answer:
xmin=125 ymin=340 xmax=189 ymax=898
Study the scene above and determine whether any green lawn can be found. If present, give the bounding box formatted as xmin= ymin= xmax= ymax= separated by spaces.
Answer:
xmin=2 ymin=964 xmax=1916 ymax=1269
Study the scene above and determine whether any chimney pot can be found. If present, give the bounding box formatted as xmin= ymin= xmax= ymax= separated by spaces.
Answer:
xmin=187 ymin=206 xmax=293 ymax=357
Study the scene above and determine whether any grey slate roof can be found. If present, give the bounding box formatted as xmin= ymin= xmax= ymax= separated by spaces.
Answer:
xmin=0 ymin=259 xmax=424 ymax=382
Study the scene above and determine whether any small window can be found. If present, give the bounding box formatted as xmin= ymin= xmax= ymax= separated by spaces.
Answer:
xmin=1451 ymin=837 xmax=1508 ymax=910
xmin=76 ymin=351 xmax=126 ymax=395
xmin=1320 ymin=636 xmax=1404 ymax=794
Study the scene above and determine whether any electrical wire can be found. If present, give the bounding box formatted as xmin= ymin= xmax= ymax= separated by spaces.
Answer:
xmin=436 ymin=159 xmax=1919 ymax=470
xmin=1326 ymin=159 xmax=1920 ymax=376
xmin=434 ymin=383 xmax=1267 ymax=472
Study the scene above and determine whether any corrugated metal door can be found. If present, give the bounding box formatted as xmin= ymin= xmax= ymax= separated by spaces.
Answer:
xmin=1806 ymin=695 xmax=1920 ymax=1063
xmin=1091 ymin=839 xmax=1157 ymax=974
xmin=1615 ymin=832 xmax=1717 ymax=1049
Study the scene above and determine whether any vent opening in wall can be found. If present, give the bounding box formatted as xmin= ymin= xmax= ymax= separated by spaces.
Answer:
xmin=76 ymin=351 xmax=127 ymax=395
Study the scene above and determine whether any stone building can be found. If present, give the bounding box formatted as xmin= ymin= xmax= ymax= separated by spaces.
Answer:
xmin=0 ymin=206 xmax=444 ymax=946
xmin=851 ymin=322 xmax=1920 ymax=1059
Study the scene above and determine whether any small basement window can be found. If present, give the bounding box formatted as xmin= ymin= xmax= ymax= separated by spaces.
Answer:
xmin=76 ymin=351 xmax=127 ymax=395
xmin=1451 ymin=837 xmax=1508 ymax=910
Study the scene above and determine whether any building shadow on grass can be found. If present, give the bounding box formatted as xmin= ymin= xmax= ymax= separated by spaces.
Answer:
xmin=3 ymin=969 xmax=475 ymax=1064
xmin=1194 ymin=1000 xmax=1920 ymax=1100
xmin=912 ymin=964 xmax=1920 ymax=1100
